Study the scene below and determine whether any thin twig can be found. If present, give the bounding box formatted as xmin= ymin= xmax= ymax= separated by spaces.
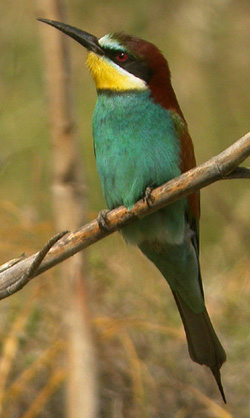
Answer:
xmin=0 ymin=131 xmax=249 ymax=301
xmin=0 ymin=231 xmax=68 ymax=299
xmin=223 ymin=166 xmax=250 ymax=179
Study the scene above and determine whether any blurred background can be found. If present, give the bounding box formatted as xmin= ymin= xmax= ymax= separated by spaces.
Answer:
xmin=0 ymin=0 xmax=249 ymax=417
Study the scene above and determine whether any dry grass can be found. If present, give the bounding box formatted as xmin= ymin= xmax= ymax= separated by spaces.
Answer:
xmin=0 ymin=0 xmax=249 ymax=417
xmin=0 ymin=207 xmax=249 ymax=416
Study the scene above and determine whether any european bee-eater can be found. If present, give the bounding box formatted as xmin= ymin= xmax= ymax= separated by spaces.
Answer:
xmin=38 ymin=19 xmax=226 ymax=402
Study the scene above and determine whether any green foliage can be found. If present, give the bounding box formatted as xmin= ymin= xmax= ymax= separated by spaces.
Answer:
xmin=0 ymin=1 xmax=249 ymax=417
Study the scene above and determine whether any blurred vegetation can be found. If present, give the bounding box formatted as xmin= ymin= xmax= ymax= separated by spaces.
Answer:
xmin=0 ymin=0 xmax=249 ymax=417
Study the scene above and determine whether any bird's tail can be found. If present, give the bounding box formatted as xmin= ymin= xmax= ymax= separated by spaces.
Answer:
xmin=172 ymin=290 xmax=226 ymax=402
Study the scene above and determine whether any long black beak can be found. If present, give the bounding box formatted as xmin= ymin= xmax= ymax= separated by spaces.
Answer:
xmin=37 ymin=18 xmax=104 ymax=55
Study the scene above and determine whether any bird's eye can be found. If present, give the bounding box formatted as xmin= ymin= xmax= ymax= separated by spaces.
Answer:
xmin=116 ymin=52 xmax=128 ymax=62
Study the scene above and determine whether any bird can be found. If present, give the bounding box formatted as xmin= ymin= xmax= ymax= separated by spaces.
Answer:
xmin=38 ymin=18 xmax=227 ymax=402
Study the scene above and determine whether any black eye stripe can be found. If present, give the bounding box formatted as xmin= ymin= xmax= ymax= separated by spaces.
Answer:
xmin=103 ymin=48 xmax=134 ymax=62
xmin=102 ymin=47 xmax=152 ymax=83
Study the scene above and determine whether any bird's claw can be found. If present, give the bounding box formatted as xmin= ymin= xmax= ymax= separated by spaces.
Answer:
xmin=143 ymin=186 xmax=155 ymax=207
xmin=97 ymin=209 xmax=110 ymax=232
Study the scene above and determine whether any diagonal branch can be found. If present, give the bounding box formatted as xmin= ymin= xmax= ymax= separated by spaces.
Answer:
xmin=0 ymin=131 xmax=249 ymax=300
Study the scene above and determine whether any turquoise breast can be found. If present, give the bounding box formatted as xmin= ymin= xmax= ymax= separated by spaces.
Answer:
xmin=92 ymin=90 xmax=186 ymax=244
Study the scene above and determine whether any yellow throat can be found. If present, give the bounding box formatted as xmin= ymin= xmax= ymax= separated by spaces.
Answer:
xmin=86 ymin=52 xmax=147 ymax=91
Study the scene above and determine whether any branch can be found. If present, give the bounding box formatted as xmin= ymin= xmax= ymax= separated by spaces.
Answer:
xmin=0 ymin=231 xmax=68 ymax=298
xmin=0 ymin=131 xmax=249 ymax=300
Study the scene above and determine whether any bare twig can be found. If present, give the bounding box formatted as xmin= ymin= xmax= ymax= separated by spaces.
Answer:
xmin=223 ymin=166 xmax=250 ymax=179
xmin=0 ymin=131 xmax=249 ymax=301
xmin=0 ymin=231 xmax=68 ymax=299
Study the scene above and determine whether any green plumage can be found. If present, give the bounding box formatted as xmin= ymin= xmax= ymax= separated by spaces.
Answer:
xmin=93 ymin=91 xmax=186 ymax=243
xmin=93 ymin=91 xmax=181 ymax=209
xmin=93 ymin=89 xmax=226 ymax=398
xmin=93 ymin=90 xmax=203 ymax=311
xmin=93 ymin=86 xmax=226 ymax=401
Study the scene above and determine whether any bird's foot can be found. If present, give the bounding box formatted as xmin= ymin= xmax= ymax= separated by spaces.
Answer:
xmin=143 ymin=185 xmax=155 ymax=207
xmin=97 ymin=209 xmax=110 ymax=232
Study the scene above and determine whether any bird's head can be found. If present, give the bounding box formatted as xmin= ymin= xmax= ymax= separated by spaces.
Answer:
xmin=38 ymin=19 xmax=181 ymax=112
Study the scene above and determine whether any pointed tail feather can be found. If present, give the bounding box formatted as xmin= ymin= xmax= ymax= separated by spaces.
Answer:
xmin=172 ymin=290 xmax=226 ymax=402
xmin=211 ymin=366 xmax=227 ymax=403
